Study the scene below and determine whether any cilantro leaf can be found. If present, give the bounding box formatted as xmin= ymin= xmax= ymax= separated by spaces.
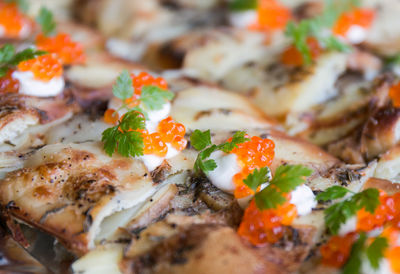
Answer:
xmin=112 ymin=70 xmax=134 ymax=100
xmin=0 ymin=44 xmax=15 ymax=64
xmin=316 ymin=186 xmax=352 ymax=201
xmin=190 ymin=129 xmax=212 ymax=151
xmin=254 ymin=165 xmax=313 ymax=210
xmin=367 ymin=237 xmax=388 ymax=270
xmin=243 ymin=167 xmax=271 ymax=192
xmin=191 ymin=130 xmax=249 ymax=175
xmin=270 ymin=165 xmax=313 ymax=193
xmin=5 ymin=0 xmax=28 ymax=12
xmin=8 ymin=48 xmax=47 ymax=66
xmin=352 ymin=188 xmax=380 ymax=214
xmin=323 ymin=188 xmax=380 ymax=235
xmin=101 ymin=110 xmax=145 ymax=157
xmin=219 ymin=131 xmax=250 ymax=153
xmin=229 ymin=0 xmax=257 ymax=11
xmin=36 ymin=7 xmax=56 ymax=36
xmin=140 ymin=85 xmax=174 ymax=111
xmin=0 ymin=45 xmax=46 ymax=77
xmin=343 ymin=233 xmax=366 ymax=274
xmin=193 ymin=145 xmax=218 ymax=175
xmin=324 ymin=200 xmax=357 ymax=235
xmin=255 ymin=186 xmax=287 ymax=210
xmin=101 ymin=127 xmax=119 ymax=156
xmin=284 ymin=0 xmax=360 ymax=65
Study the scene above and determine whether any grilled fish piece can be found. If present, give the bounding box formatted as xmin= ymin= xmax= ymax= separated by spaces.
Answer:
xmin=0 ymin=142 xmax=163 ymax=255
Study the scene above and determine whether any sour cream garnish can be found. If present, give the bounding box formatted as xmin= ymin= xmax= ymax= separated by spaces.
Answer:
xmin=290 ymin=184 xmax=317 ymax=216
xmin=12 ymin=70 xmax=65 ymax=97
xmin=345 ymin=25 xmax=367 ymax=44
xmin=229 ymin=11 xmax=257 ymax=28
xmin=206 ymin=151 xmax=242 ymax=193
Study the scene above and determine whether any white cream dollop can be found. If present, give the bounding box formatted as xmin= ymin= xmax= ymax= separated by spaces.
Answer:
xmin=12 ymin=71 xmax=65 ymax=97
xmin=345 ymin=25 xmax=367 ymax=44
xmin=339 ymin=216 xmax=357 ymax=236
xmin=290 ymin=184 xmax=317 ymax=216
xmin=229 ymin=11 xmax=257 ymax=28
xmin=206 ymin=151 xmax=242 ymax=193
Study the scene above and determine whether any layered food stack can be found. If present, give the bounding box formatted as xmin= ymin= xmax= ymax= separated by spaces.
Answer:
xmin=1 ymin=0 xmax=400 ymax=273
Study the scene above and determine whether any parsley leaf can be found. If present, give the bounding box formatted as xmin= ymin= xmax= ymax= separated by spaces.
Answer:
xmin=366 ymin=237 xmax=388 ymax=270
xmin=343 ymin=233 xmax=366 ymax=274
xmin=36 ymin=7 xmax=56 ymax=36
xmin=284 ymin=0 xmax=360 ymax=65
xmin=229 ymin=0 xmax=257 ymax=11
xmin=101 ymin=111 xmax=145 ymax=157
xmin=190 ymin=129 xmax=212 ymax=151
xmin=219 ymin=131 xmax=249 ymax=153
xmin=5 ymin=0 xmax=28 ymax=12
xmin=0 ymin=44 xmax=46 ymax=77
xmin=322 ymin=187 xmax=380 ymax=235
xmin=191 ymin=130 xmax=249 ymax=175
xmin=140 ymin=85 xmax=174 ymax=111
xmin=243 ymin=167 xmax=271 ymax=192
xmin=316 ymin=185 xmax=352 ymax=201
xmin=254 ymin=165 xmax=313 ymax=210
xmin=112 ymin=70 xmax=134 ymax=100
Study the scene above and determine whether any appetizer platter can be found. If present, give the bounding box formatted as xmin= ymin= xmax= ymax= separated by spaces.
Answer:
xmin=2 ymin=0 xmax=400 ymax=273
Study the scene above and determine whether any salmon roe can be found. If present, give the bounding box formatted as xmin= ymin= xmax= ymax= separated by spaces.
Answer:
xmin=356 ymin=190 xmax=395 ymax=232
xmin=17 ymin=54 xmax=63 ymax=81
xmin=320 ymin=232 xmax=358 ymax=268
xmin=281 ymin=37 xmax=322 ymax=67
xmin=104 ymin=109 xmax=119 ymax=125
xmin=0 ymin=2 xmax=31 ymax=38
xmin=332 ymin=8 xmax=375 ymax=39
xmin=249 ymin=0 xmax=291 ymax=31
xmin=36 ymin=33 xmax=86 ymax=65
xmin=0 ymin=69 xmax=19 ymax=93
xmin=389 ymin=81 xmax=400 ymax=108
xmin=238 ymin=198 xmax=297 ymax=245
xmin=142 ymin=130 xmax=168 ymax=157
xmin=123 ymin=72 xmax=169 ymax=106
xmin=230 ymin=136 xmax=275 ymax=199
xmin=157 ymin=116 xmax=187 ymax=151
xmin=387 ymin=246 xmax=400 ymax=273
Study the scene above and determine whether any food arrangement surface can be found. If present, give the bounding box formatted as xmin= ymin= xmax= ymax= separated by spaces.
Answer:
xmin=2 ymin=0 xmax=400 ymax=273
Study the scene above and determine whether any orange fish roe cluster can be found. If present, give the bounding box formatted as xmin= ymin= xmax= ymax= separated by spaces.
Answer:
xmin=389 ymin=81 xmax=400 ymax=108
xmin=357 ymin=190 xmax=396 ymax=232
xmin=0 ymin=69 xmax=19 ymax=93
xmin=320 ymin=232 xmax=358 ymax=268
xmin=122 ymin=72 xmax=169 ymax=107
xmin=332 ymin=8 xmax=375 ymax=39
xmin=36 ymin=33 xmax=86 ymax=65
xmin=249 ymin=0 xmax=291 ymax=31
xmin=104 ymin=109 xmax=120 ymax=125
xmin=387 ymin=245 xmax=400 ymax=273
xmin=281 ymin=37 xmax=322 ymax=67
xmin=142 ymin=130 xmax=168 ymax=157
xmin=141 ymin=117 xmax=186 ymax=156
xmin=0 ymin=2 xmax=31 ymax=38
xmin=238 ymin=198 xmax=297 ymax=245
xmin=229 ymin=136 xmax=275 ymax=199
xmin=17 ymin=54 xmax=63 ymax=81
xmin=157 ymin=116 xmax=187 ymax=151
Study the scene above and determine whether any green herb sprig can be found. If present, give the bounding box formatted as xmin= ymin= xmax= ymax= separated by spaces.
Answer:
xmin=36 ymin=7 xmax=57 ymax=36
xmin=102 ymin=110 xmax=145 ymax=157
xmin=316 ymin=186 xmax=380 ymax=235
xmin=284 ymin=0 xmax=360 ymax=65
xmin=343 ymin=233 xmax=388 ymax=274
xmin=0 ymin=44 xmax=47 ymax=77
xmin=111 ymin=70 xmax=174 ymax=119
xmin=190 ymin=129 xmax=250 ymax=174
xmin=243 ymin=165 xmax=313 ymax=210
